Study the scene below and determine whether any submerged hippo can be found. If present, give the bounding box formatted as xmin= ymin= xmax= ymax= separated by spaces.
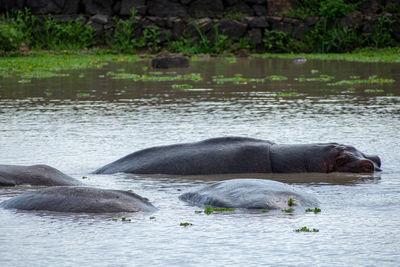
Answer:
xmin=0 ymin=164 xmax=81 ymax=186
xmin=93 ymin=137 xmax=381 ymax=175
xmin=179 ymin=179 xmax=319 ymax=209
xmin=1 ymin=186 xmax=157 ymax=213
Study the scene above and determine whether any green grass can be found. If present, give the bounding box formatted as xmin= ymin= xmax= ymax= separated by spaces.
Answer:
xmin=0 ymin=51 xmax=140 ymax=79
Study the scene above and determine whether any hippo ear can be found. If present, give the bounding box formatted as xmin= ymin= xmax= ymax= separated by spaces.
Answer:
xmin=357 ymin=160 xmax=374 ymax=173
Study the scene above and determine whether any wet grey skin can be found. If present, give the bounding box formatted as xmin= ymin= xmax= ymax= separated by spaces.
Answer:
xmin=0 ymin=164 xmax=82 ymax=186
xmin=179 ymin=179 xmax=319 ymax=209
xmin=93 ymin=137 xmax=382 ymax=175
xmin=0 ymin=186 xmax=157 ymax=213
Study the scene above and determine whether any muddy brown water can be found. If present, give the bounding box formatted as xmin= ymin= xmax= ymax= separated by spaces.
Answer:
xmin=0 ymin=57 xmax=399 ymax=266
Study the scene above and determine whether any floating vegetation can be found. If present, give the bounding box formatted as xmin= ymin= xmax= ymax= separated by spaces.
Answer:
xmin=204 ymin=206 xmax=234 ymax=215
xmin=266 ymin=75 xmax=288 ymax=81
xmin=260 ymin=209 xmax=269 ymax=213
xmin=287 ymin=198 xmax=295 ymax=207
xmin=311 ymin=69 xmax=319 ymax=74
xmin=111 ymin=218 xmax=118 ymax=222
xmin=212 ymin=74 xmax=265 ymax=84
xmin=127 ymin=190 xmax=133 ymax=193
xmin=195 ymin=210 xmax=202 ymax=214
xmin=0 ymin=52 xmax=140 ymax=79
xmin=148 ymin=71 xmax=163 ymax=75
xmin=305 ymin=208 xmax=321 ymax=213
xmin=180 ymin=222 xmax=193 ymax=227
xmin=328 ymin=75 xmax=395 ymax=86
xmin=149 ymin=216 xmax=156 ymax=220
xmin=364 ymin=89 xmax=385 ymax=93
xmin=81 ymin=176 xmax=88 ymax=180
xmin=295 ymin=227 xmax=319 ymax=232
xmin=76 ymin=92 xmax=91 ymax=97
xmin=171 ymin=84 xmax=193 ymax=89
xmin=277 ymin=92 xmax=299 ymax=97
xmin=295 ymin=75 xmax=334 ymax=82
xmin=282 ymin=208 xmax=294 ymax=213
xmin=253 ymin=47 xmax=400 ymax=63
xmin=107 ymin=71 xmax=202 ymax=82
xmin=18 ymin=79 xmax=31 ymax=83
xmin=225 ymin=57 xmax=237 ymax=63
xmin=121 ymin=217 xmax=131 ymax=222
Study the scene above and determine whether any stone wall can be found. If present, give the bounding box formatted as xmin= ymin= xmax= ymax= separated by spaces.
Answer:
xmin=1 ymin=0 xmax=399 ymax=46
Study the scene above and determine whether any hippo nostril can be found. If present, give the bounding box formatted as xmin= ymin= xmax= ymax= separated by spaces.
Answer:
xmin=365 ymin=155 xmax=381 ymax=167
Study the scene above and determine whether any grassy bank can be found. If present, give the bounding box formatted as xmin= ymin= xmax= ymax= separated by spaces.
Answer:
xmin=1 ymin=46 xmax=400 ymax=81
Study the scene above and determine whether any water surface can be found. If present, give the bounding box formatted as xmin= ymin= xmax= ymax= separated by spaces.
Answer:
xmin=1 ymin=57 xmax=399 ymax=266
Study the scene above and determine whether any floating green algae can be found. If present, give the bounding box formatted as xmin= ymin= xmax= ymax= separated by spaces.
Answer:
xmin=171 ymin=83 xmax=194 ymax=89
xmin=107 ymin=71 xmax=202 ymax=82
xmin=0 ymin=52 xmax=140 ymax=79
xmin=295 ymin=226 xmax=319 ymax=232
xmin=328 ymin=75 xmax=395 ymax=86
xmin=295 ymin=75 xmax=334 ymax=82
xmin=305 ymin=208 xmax=321 ymax=213
xmin=204 ymin=206 xmax=235 ymax=215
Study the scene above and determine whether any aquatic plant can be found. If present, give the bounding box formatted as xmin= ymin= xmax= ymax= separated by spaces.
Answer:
xmin=195 ymin=210 xmax=202 ymax=214
xmin=107 ymin=72 xmax=202 ymax=82
xmin=81 ymin=176 xmax=88 ymax=180
xmin=295 ymin=226 xmax=319 ymax=232
xmin=287 ymin=198 xmax=295 ymax=207
xmin=0 ymin=52 xmax=139 ymax=79
xmin=171 ymin=84 xmax=194 ymax=89
xmin=121 ymin=217 xmax=131 ymax=222
xmin=149 ymin=216 xmax=156 ymax=220
xmin=364 ymin=89 xmax=385 ymax=93
xmin=111 ymin=218 xmax=118 ymax=222
xmin=212 ymin=74 xmax=265 ymax=84
xmin=282 ymin=208 xmax=294 ymax=213
xmin=305 ymin=208 xmax=321 ymax=213
xmin=76 ymin=92 xmax=91 ymax=98
xmin=295 ymin=75 xmax=334 ymax=82
xmin=277 ymin=92 xmax=299 ymax=97
xmin=328 ymin=75 xmax=395 ymax=86
xmin=204 ymin=206 xmax=234 ymax=215
xmin=180 ymin=222 xmax=193 ymax=227
xmin=266 ymin=75 xmax=288 ymax=81
xmin=260 ymin=209 xmax=269 ymax=213
xmin=225 ymin=57 xmax=237 ymax=63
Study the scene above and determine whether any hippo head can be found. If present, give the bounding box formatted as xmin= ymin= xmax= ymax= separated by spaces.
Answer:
xmin=327 ymin=144 xmax=381 ymax=173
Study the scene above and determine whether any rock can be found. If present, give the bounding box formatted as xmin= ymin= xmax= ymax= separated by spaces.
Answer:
xmin=188 ymin=0 xmax=224 ymax=18
xmin=63 ymin=0 xmax=80 ymax=14
xmin=253 ymin=4 xmax=268 ymax=16
xmin=226 ymin=3 xmax=255 ymax=16
xmin=25 ymin=0 xmax=64 ymax=14
xmin=90 ymin=14 xmax=109 ymax=25
xmin=217 ymin=19 xmax=247 ymax=40
xmin=393 ymin=21 xmax=400 ymax=41
xmin=151 ymin=56 xmax=190 ymax=68
xmin=1 ymin=186 xmax=157 ymax=213
xmin=148 ymin=0 xmax=187 ymax=17
xmin=246 ymin=16 xmax=268 ymax=28
xmin=340 ymin=11 xmax=363 ymax=29
xmin=247 ymin=28 xmax=262 ymax=45
xmin=82 ymin=0 xmax=113 ymax=15
xmin=171 ymin=18 xmax=186 ymax=40
xmin=0 ymin=0 xmax=24 ymax=12
xmin=305 ymin=16 xmax=319 ymax=26
xmin=120 ymin=0 xmax=147 ymax=16
xmin=186 ymin=18 xmax=214 ymax=37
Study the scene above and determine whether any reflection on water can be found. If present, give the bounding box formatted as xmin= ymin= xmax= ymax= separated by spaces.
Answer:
xmin=0 ymin=57 xmax=400 ymax=266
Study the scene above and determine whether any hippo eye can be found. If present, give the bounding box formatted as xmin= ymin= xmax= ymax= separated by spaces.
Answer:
xmin=335 ymin=154 xmax=349 ymax=166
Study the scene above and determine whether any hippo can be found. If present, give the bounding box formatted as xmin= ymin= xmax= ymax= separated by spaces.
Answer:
xmin=0 ymin=164 xmax=82 ymax=186
xmin=151 ymin=56 xmax=189 ymax=68
xmin=179 ymin=179 xmax=319 ymax=209
xmin=93 ymin=137 xmax=381 ymax=175
xmin=1 ymin=186 xmax=157 ymax=213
